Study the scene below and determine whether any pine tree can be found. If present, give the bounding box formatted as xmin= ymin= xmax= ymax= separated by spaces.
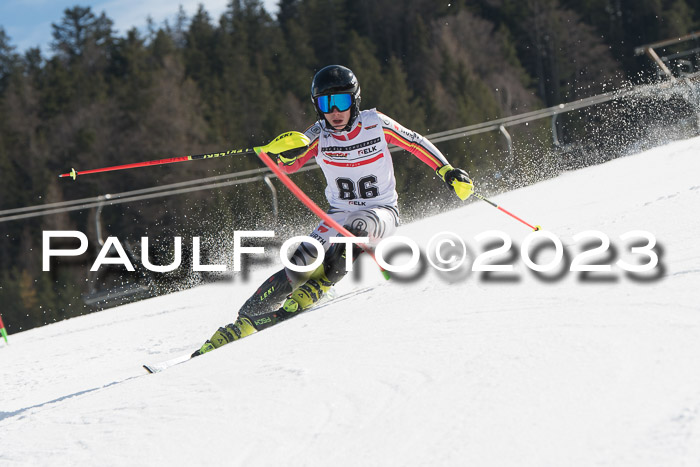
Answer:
xmin=302 ymin=0 xmax=349 ymax=64
xmin=0 ymin=27 xmax=19 ymax=94
xmin=51 ymin=6 xmax=114 ymax=62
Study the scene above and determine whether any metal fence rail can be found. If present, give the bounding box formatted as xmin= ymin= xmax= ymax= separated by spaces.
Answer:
xmin=0 ymin=165 xmax=319 ymax=223
xmin=1 ymin=76 xmax=697 ymax=225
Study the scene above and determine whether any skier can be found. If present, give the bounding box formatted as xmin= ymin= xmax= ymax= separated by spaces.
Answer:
xmin=193 ymin=65 xmax=473 ymax=356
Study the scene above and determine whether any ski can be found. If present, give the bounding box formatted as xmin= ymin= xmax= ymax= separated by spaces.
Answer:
xmin=143 ymin=286 xmax=374 ymax=373
xmin=143 ymin=353 xmax=192 ymax=373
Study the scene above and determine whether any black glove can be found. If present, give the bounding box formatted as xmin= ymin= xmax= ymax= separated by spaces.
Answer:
xmin=436 ymin=165 xmax=474 ymax=200
xmin=274 ymin=146 xmax=308 ymax=166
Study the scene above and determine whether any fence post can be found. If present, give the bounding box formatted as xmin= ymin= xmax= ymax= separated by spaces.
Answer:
xmin=644 ymin=47 xmax=677 ymax=82
xmin=499 ymin=124 xmax=513 ymax=167
xmin=552 ymin=114 xmax=562 ymax=147
xmin=263 ymin=175 xmax=279 ymax=222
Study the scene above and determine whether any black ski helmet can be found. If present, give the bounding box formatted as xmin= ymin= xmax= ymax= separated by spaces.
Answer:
xmin=310 ymin=65 xmax=361 ymax=130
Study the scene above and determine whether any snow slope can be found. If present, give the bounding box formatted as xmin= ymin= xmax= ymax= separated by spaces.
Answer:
xmin=2 ymin=136 xmax=700 ymax=466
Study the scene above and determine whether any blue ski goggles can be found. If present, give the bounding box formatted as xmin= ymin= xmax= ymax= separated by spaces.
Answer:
xmin=315 ymin=93 xmax=353 ymax=113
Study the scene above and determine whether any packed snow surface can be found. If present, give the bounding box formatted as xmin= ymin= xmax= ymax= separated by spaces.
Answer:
xmin=2 ymin=137 xmax=700 ymax=466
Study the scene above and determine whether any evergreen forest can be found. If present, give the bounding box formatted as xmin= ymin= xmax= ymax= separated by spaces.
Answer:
xmin=1 ymin=0 xmax=699 ymax=332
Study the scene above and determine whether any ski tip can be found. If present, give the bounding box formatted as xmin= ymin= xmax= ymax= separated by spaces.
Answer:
xmin=143 ymin=353 xmax=192 ymax=373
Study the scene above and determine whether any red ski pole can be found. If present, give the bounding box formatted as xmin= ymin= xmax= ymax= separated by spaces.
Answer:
xmin=255 ymin=149 xmax=391 ymax=280
xmin=473 ymin=192 xmax=542 ymax=231
xmin=59 ymin=132 xmax=311 ymax=180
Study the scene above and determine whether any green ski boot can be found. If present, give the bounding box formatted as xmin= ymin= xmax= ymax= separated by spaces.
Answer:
xmin=191 ymin=317 xmax=258 ymax=357
xmin=282 ymin=272 xmax=333 ymax=313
